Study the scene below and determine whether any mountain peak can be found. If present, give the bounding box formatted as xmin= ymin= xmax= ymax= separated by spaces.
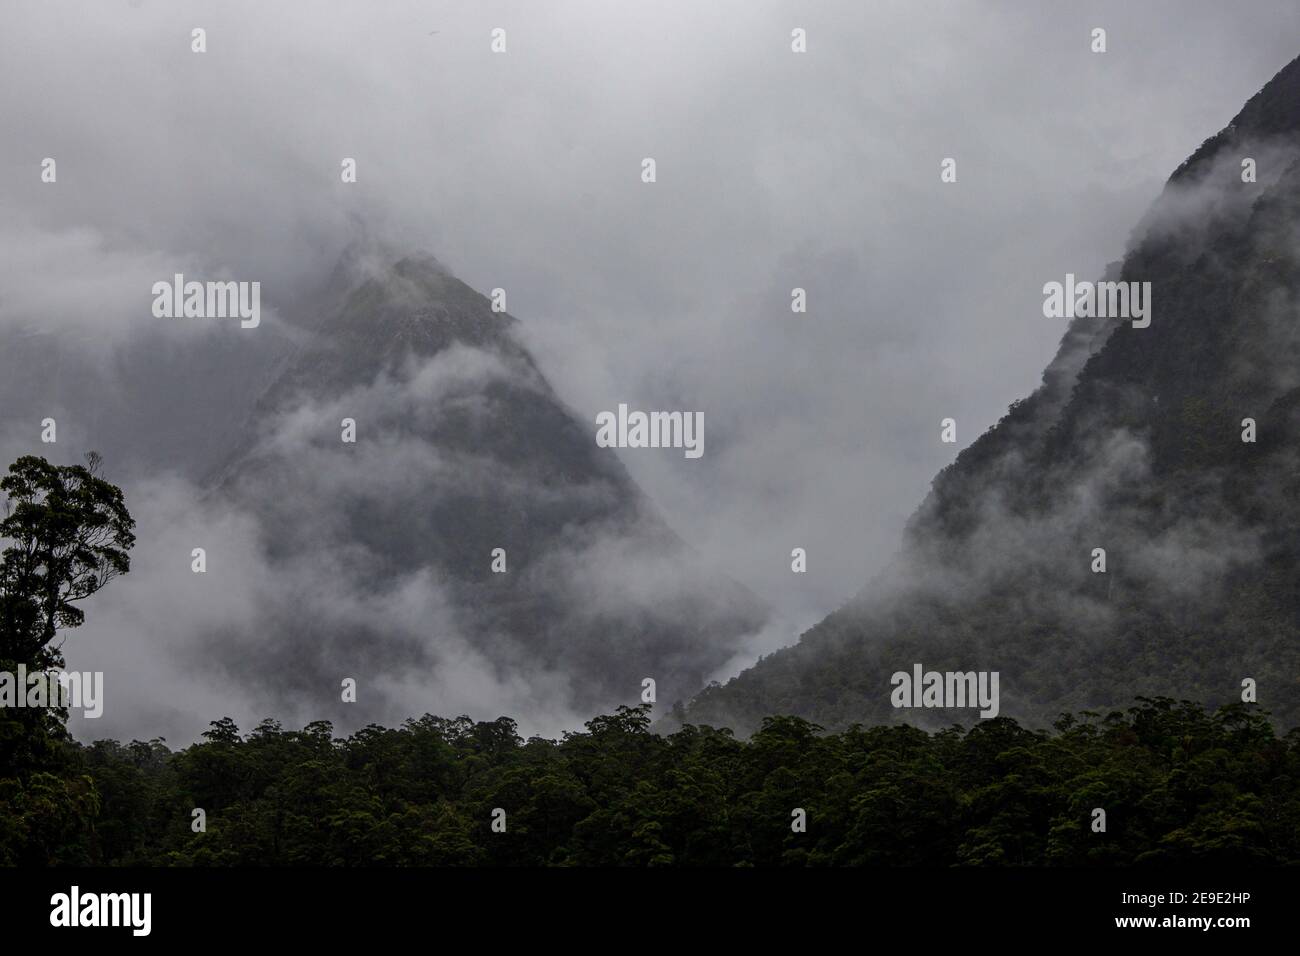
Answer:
xmin=207 ymin=249 xmax=768 ymax=725
xmin=277 ymin=248 xmax=523 ymax=397
xmin=676 ymin=53 xmax=1300 ymax=736
xmin=1171 ymin=53 xmax=1300 ymax=185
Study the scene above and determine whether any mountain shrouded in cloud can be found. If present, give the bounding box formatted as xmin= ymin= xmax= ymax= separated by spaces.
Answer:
xmin=4 ymin=3 xmax=1300 ymax=748
xmin=0 ymin=242 xmax=767 ymax=742
xmin=196 ymin=249 xmax=768 ymax=727
xmin=675 ymin=55 xmax=1300 ymax=735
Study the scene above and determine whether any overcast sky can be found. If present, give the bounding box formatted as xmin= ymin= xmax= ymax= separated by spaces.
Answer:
xmin=3 ymin=1 xmax=1299 ymax=739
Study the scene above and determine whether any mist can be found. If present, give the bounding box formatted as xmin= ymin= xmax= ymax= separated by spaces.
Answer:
xmin=5 ymin=1 xmax=1300 ymax=742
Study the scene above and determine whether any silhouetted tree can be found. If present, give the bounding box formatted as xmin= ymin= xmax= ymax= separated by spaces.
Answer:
xmin=0 ymin=452 xmax=135 ymax=670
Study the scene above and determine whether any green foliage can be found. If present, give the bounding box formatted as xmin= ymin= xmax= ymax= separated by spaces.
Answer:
xmin=4 ymin=698 xmax=1295 ymax=867
xmin=0 ymin=453 xmax=136 ymax=859
xmin=0 ymin=452 xmax=135 ymax=670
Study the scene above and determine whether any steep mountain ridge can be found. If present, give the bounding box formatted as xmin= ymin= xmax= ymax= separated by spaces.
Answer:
xmin=677 ymin=55 xmax=1300 ymax=734
xmin=210 ymin=251 xmax=768 ymax=723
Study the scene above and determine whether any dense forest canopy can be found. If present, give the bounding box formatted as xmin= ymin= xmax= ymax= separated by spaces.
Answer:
xmin=4 ymin=698 xmax=1299 ymax=866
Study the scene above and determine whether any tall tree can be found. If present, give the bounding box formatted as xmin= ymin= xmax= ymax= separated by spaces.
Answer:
xmin=0 ymin=452 xmax=135 ymax=670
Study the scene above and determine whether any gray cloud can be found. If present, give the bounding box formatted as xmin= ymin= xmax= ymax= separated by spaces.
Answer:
xmin=5 ymin=1 xmax=1300 ymax=740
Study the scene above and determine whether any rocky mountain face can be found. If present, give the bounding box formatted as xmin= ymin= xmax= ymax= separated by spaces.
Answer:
xmin=676 ymin=56 xmax=1300 ymax=735
xmin=207 ymin=252 xmax=767 ymax=721
xmin=0 ymin=242 xmax=767 ymax=729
